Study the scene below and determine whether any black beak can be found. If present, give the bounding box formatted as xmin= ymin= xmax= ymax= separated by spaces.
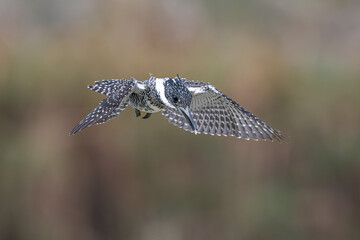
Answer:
xmin=179 ymin=106 xmax=196 ymax=131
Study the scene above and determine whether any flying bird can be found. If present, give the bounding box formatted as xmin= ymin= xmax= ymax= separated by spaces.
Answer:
xmin=69 ymin=75 xmax=285 ymax=142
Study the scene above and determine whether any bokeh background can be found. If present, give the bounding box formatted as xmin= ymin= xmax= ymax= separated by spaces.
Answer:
xmin=1 ymin=0 xmax=360 ymax=239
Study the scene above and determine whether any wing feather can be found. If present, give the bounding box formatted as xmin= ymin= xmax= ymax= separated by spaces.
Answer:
xmin=88 ymin=79 xmax=125 ymax=96
xmin=163 ymin=80 xmax=286 ymax=142
xmin=69 ymin=79 xmax=136 ymax=135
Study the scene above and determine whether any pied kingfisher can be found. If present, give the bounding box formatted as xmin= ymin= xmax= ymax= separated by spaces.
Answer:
xmin=69 ymin=74 xmax=285 ymax=141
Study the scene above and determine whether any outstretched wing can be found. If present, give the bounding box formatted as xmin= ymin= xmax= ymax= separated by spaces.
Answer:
xmin=69 ymin=79 xmax=136 ymax=135
xmin=162 ymin=80 xmax=285 ymax=142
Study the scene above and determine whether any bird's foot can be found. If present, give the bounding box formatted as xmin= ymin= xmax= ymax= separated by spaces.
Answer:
xmin=135 ymin=109 xmax=141 ymax=118
xmin=142 ymin=113 xmax=152 ymax=119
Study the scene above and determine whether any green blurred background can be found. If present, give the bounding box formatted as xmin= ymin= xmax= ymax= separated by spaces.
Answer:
xmin=1 ymin=0 xmax=360 ymax=239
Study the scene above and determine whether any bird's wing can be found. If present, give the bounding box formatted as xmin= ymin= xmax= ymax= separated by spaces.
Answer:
xmin=87 ymin=79 xmax=125 ymax=96
xmin=69 ymin=79 xmax=137 ymax=135
xmin=162 ymin=80 xmax=285 ymax=142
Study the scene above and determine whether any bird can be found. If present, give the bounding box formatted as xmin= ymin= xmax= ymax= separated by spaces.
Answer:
xmin=69 ymin=74 xmax=285 ymax=142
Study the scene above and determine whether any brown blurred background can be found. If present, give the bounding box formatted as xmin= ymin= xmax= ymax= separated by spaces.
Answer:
xmin=1 ymin=0 xmax=360 ymax=239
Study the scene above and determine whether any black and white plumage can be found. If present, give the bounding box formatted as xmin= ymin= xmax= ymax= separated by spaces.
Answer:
xmin=69 ymin=75 xmax=285 ymax=142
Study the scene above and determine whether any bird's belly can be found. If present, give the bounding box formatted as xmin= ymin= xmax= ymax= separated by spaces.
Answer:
xmin=129 ymin=93 xmax=162 ymax=113
xmin=134 ymin=102 xmax=162 ymax=113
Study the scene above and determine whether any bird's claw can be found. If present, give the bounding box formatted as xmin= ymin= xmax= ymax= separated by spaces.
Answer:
xmin=135 ymin=109 xmax=141 ymax=117
xmin=142 ymin=113 xmax=152 ymax=119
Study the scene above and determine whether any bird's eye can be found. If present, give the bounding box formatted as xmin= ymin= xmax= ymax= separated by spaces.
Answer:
xmin=173 ymin=96 xmax=179 ymax=103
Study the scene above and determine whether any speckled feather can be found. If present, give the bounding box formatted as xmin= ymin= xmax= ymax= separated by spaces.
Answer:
xmin=87 ymin=79 xmax=124 ymax=96
xmin=69 ymin=80 xmax=135 ymax=135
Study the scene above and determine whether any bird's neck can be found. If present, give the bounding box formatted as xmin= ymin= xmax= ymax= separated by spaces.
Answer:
xmin=155 ymin=78 xmax=173 ymax=108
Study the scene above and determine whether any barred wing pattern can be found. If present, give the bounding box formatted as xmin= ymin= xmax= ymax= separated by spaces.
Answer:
xmin=69 ymin=79 xmax=136 ymax=135
xmin=162 ymin=80 xmax=285 ymax=142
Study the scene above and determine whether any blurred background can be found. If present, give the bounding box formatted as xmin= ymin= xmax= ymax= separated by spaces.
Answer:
xmin=1 ymin=0 xmax=360 ymax=239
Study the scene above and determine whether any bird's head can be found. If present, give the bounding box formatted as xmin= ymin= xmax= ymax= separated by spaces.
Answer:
xmin=163 ymin=76 xmax=196 ymax=131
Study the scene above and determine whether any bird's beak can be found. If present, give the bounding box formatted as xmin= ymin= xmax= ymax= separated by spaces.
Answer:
xmin=179 ymin=106 xmax=196 ymax=131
